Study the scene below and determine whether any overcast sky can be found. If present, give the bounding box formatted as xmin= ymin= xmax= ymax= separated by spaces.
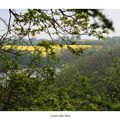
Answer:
xmin=103 ymin=9 xmax=120 ymax=37
xmin=0 ymin=9 xmax=120 ymax=39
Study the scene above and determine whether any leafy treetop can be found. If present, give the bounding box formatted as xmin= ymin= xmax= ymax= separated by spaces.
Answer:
xmin=9 ymin=9 xmax=114 ymax=41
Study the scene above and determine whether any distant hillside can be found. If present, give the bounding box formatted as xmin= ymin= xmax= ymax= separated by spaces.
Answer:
xmin=6 ymin=36 xmax=120 ymax=46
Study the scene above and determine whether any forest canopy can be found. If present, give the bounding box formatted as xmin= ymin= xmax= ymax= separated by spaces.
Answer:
xmin=0 ymin=9 xmax=114 ymax=45
xmin=1 ymin=9 xmax=120 ymax=111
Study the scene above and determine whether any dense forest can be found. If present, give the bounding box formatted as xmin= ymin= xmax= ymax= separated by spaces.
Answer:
xmin=1 ymin=9 xmax=120 ymax=111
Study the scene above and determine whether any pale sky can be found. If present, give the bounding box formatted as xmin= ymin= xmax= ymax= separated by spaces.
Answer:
xmin=103 ymin=9 xmax=120 ymax=37
xmin=0 ymin=9 xmax=120 ymax=39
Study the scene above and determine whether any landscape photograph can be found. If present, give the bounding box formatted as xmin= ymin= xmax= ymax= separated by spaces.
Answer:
xmin=0 ymin=9 xmax=120 ymax=111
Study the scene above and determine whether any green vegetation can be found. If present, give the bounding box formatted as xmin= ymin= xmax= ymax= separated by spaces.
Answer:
xmin=56 ymin=38 xmax=120 ymax=110
xmin=1 ymin=9 xmax=120 ymax=111
xmin=1 ymin=38 xmax=120 ymax=110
